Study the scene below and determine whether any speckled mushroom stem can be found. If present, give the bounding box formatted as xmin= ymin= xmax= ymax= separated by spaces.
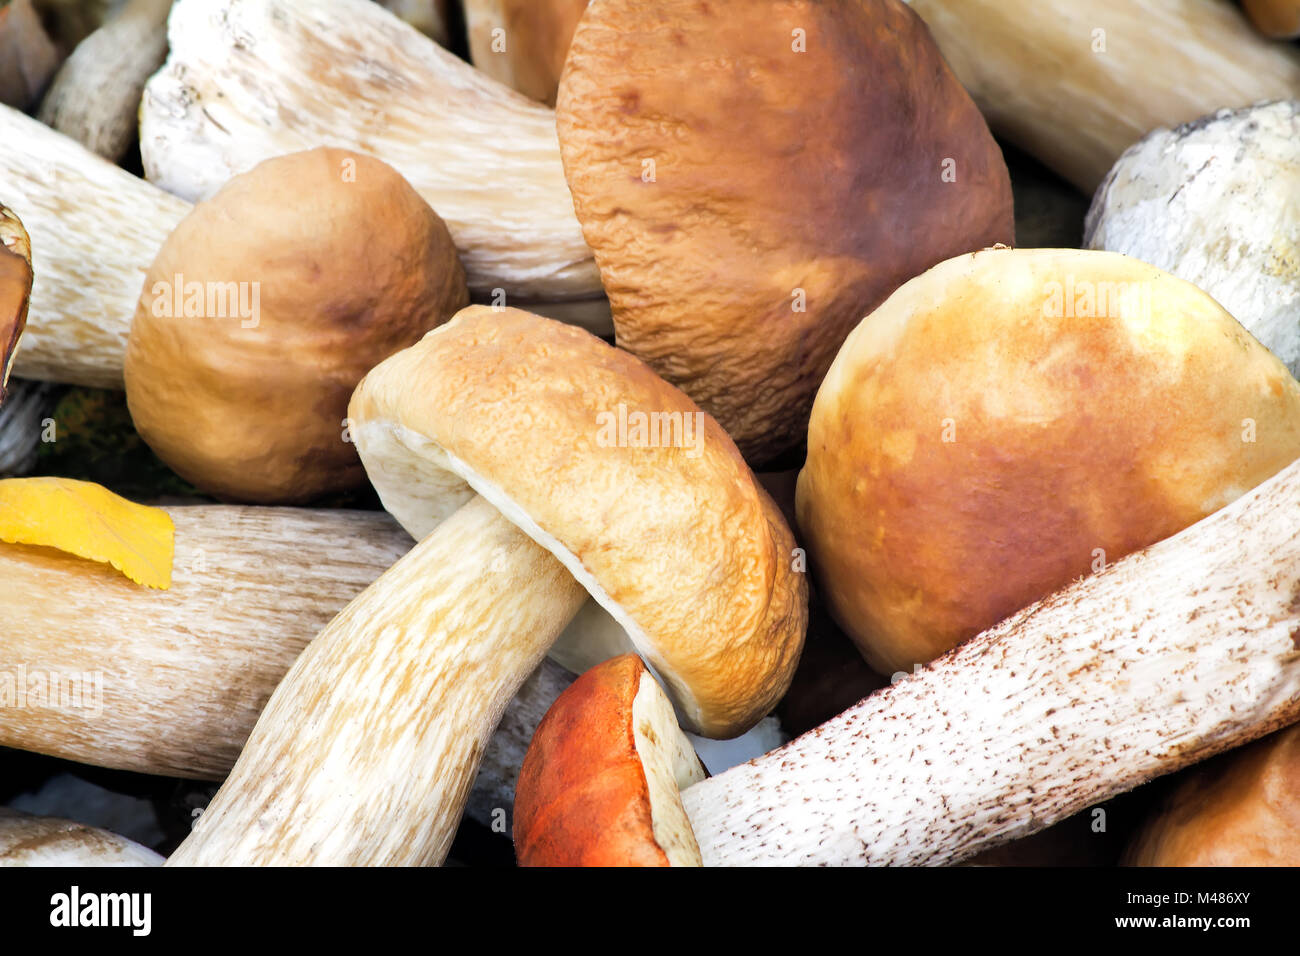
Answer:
xmin=168 ymin=496 xmax=588 ymax=866
xmin=905 ymin=0 xmax=1300 ymax=193
xmin=0 ymin=502 xmax=577 ymax=830
xmin=37 ymin=0 xmax=174 ymax=162
xmin=0 ymin=103 xmax=187 ymax=388
xmin=682 ymin=456 xmax=1300 ymax=865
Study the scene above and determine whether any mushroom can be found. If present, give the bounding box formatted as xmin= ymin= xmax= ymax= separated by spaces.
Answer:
xmin=0 ymin=102 xmax=186 ymax=389
xmin=1242 ymin=0 xmax=1300 ymax=38
xmin=516 ymin=454 xmax=1300 ymax=864
xmin=904 ymin=0 xmax=1300 ymax=193
xmin=797 ymin=247 xmax=1300 ymax=676
xmin=1 ymin=203 xmax=32 ymax=403
xmin=0 ymin=809 xmax=162 ymax=866
xmin=0 ymin=501 xmax=578 ymax=829
xmin=555 ymin=0 xmax=1014 ymax=462
xmin=1084 ymin=101 xmax=1300 ymax=379
xmin=123 ymin=146 xmax=468 ymax=503
xmin=514 ymin=654 xmax=706 ymax=866
xmin=140 ymin=0 xmax=603 ymax=307
xmin=0 ymin=0 xmax=59 ymax=110
xmin=375 ymin=0 xmax=452 ymax=46
xmin=166 ymin=306 xmax=806 ymax=865
xmin=463 ymin=0 xmax=589 ymax=106
xmin=1126 ymin=723 xmax=1300 ymax=865
xmin=37 ymin=0 xmax=173 ymax=162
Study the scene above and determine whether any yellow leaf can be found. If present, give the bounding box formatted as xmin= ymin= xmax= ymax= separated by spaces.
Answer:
xmin=0 ymin=477 xmax=174 ymax=589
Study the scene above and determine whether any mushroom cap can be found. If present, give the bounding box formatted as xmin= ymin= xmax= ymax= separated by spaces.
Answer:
xmin=124 ymin=147 xmax=468 ymax=503
xmin=556 ymin=0 xmax=1014 ymax=463
xmin=1242 ymin=0 xmax=1300 ymax=38
xmin=797 ymin=247 xmax=1300 ymax=675
xmin=347 ymin=306 xmax=807 ymax=737
xmin=1085 ymin=101 xmax=1300 ymax=379
xmin=514 ymin=654 xmax=705 ymax=866
xmin=465 ymin=0 xmax=590 ymax=105
xmin=1127 ymin=723 xmax=1300 ymax=865
xmin=0 ymin=204 xmax=31 ymax=401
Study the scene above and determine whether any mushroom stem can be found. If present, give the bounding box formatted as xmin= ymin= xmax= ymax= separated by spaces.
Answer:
xmin=681 ymin=455 xmax=1300 ymax=865
xmin=0 ymin=809 xmax=163 ymax=866
xmin=168 ymin=495 xmax=587 ymax=866
xmin=141 ymin=0 xmax=600 ymax=302
xmin=0 ymin=103 xmax=186 ymax=388
xmin=0 ymin=501 xmax=579 ymax=829
xmin=905 ymin=0 xmax=1300 ymax=192
xmin=37 ymin=0 xmax=174 ymax=162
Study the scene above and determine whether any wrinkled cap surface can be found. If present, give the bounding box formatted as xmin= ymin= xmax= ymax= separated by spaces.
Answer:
xmin=557 ymin=0 xmax=1014 ymax=462
xmin=348 ymin=306 xmax=807 ymax=737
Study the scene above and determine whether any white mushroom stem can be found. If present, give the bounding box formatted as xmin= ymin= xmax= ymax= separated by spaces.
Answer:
xmin=682 ymin=456 xmax=1300 ymax=866
xmin=37 ymin=0 xmax=174 ymax=162
xmin=0 ymin=379 xmax=57 ymax=475
xmin=0 ymin=502 xmax=582 ymax=829
xmin=905 ymin=0 xmax=1300 ymax=193
xmin=1085 ymin=101 xmax=1300 ymax=379
xmin=0 ymin=103 xmax=186 ymax=388
xmin=141 ymin=0 xmax=600 ymax=302
xmin=0 ymin=809 xmax=163 ymax=866
xmin=169 ymin=495 xmax=589 ymax=866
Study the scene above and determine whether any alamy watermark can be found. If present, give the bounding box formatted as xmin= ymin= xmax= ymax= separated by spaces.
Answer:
xmin=0 ymin=665 xmax=103 ymax=718
xmin=149 ymin=271 xmax=260 ymax=328
xmin=595 ymin=403 xmax=705 ymax=459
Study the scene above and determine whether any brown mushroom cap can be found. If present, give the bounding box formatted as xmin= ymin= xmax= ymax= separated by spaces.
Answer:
xmin=0 ymin=203 xmax=31 ymax=402
xmin=514 ymin=653 xmax=705 ymax=867
xmin=556 ymin=0 xmax=1014 ymax=463
xmin=348 ymin=306 xmax=807 ymax=737
xmin=1127 ymin=723 xmax=1300 ymax=866
xmin=124 ymin=147 xmax=468 ymax=503
xmin=1242 ymin=0 xmax=1300 ymax=38
xmin=797 ymin=247 xmax=1300 ymax=675
xmin=466 ymin=0 xmax=590 ymax=105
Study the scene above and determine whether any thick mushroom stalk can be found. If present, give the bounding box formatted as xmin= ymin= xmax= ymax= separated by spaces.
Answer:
xmin=167 ymin=307 xmax=805 ymax=866
xmin=521 ymin=457 xmax=1300 ymax=864
xmin=681 ymin=456 xmax=1300 ymax=865
xmin=0 ymin=810 xmax=162 ymax=866
xmin=0 ymin=104 xmax=186 ymax=388
xmin=0 ymin=502 xmax=579 ymax=828
xmin=140 ymin=0 xmax=600 ymax=303
xmin=904 ymin=0 xmax=1300 ymax=193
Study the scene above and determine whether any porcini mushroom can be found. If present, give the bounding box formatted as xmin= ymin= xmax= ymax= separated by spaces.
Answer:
xmin=0 ymin=502 xmax=575 ymax=828
xmin=556 ymin=0 xmax=1014 ymax=461
xmin=123 ymin=147 xmax=468 ymax=503
xmin=166 ymin=306 xmax=806 ymax=866
xmin=797 ymin=247 xmax=1300 ymax=676
xmin=517 ymin=456 xmax=1300 ymax=865
xmin=0 ymin=809 xmax=162 ymax=866
xmin=514 ymin=654 xmax=706 ymax=867
xmin=904 ymin=0 xmax=1300 ymax=193
xmin=140 ymin=0 xmax=602 ymax=304
xmin=1126 ymin=722 xmax=1300 ymax=866
xmin=1085 ymin=100 xmax=1300 ymax=378
xmin=0 ymin=202 xmax=32 ymax=403
xmin=463 ymin=0 xmax=589 ymax=106
xmin=37 ymin=0 xmax=174 ymax=161
xmin=1242 ymin=0 xmax=1300 ymax=38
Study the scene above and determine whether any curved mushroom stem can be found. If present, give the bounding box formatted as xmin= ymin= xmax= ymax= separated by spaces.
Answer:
xmin=0 ymin=103 xmax=187 ymax=388
xmin=141 ymin=0 xmax=600 ymax=302
xmin=37 ymin=0 xmax=174 ymax=162
xmin=680 ymin=456 xmax=1300 ymax=865
xmin=169 ymin=495 xmax=587 ymax=865
xmin=0 ymin=502 xmax=578 ymax=829
xmin=905 ymin=0 xmax=1300 ymax=192
xmin=0 ymin=809 xmax=163 ymax=866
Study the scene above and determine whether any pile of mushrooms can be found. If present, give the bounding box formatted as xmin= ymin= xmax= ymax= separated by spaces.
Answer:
xmin=0 ymin=0 xmax=1298 ymax=871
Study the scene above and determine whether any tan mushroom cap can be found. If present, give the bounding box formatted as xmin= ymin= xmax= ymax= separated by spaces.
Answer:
xmin=0 ymin=204 xmax=31 ymax=401
xmin=556 ymin=0 xmax=1014 ymax=463
xmin=125 ymin=146 xmax=468 ymax=503
xmin=1127 ymin=723 xmax=1300 ymax=866
xmin=348 ymin=306 xmax=807 ymax=737
xmin=1242 ymin=0 xmax=1300 ymax=38
xmin=465 ymin=0 xmax=590 ymax=105
xmin=797 ymin=247 xmax=1300 ymax=675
